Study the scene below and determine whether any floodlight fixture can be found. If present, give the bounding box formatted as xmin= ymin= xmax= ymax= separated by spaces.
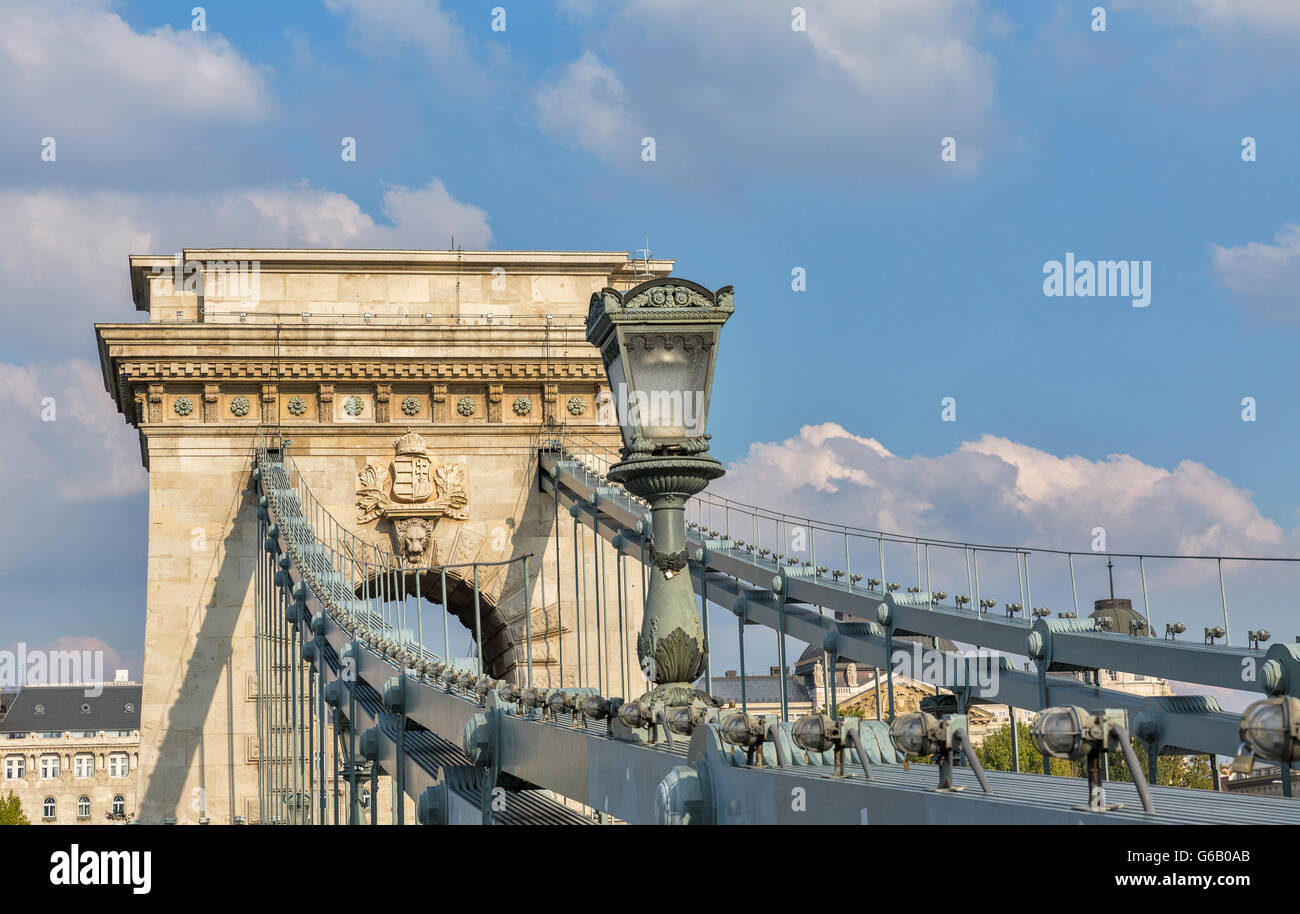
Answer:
xmin=791 ymin=713 xmax=872 ymax=779
xmin=1030 ymin=706 xmax=1154 ymax=813
xmin=1232 ymin=696 xmax=1300 ymax=778
xmin=888 ymin=712 xmax=990 ymax=793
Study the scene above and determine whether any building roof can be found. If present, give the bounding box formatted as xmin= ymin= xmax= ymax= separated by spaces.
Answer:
xmin=0 ymin=684 xmax=141 ymax=733
xmin=710 ymin=673 xmax=813 ymax=705
xmin=1089 ymin=598 xmax=1151 ymax=635
xmin=794 ymin=632 xmax=958 ymax=673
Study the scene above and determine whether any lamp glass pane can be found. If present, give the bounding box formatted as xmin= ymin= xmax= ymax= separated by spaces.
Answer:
xmin=624 ymin=332 xmax=712 ymax=441
xmin=605 ymin=349 xmax=634 ymax=449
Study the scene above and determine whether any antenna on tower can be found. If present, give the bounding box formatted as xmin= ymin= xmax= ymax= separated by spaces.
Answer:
xmin=1107 ymin=557 xmax=1115 ymax=600
xmin=632 ymin=233 xmax=654 ymax=277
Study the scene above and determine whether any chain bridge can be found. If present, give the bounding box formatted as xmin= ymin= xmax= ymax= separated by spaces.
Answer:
xmin=251 ymin=425 xmax=1300 ymax=825
xmin=95 ymin=249 xmax=1300 ymax=826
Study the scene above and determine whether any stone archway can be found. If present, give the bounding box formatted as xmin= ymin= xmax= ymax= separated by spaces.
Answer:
xmin=353 ymin=548 xmax=562 ymax=684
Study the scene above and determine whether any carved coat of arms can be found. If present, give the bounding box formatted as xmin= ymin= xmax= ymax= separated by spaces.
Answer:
xmin=356 ymin=430 xmax=469 ymax=566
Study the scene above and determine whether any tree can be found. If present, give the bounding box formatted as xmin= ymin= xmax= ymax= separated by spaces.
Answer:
xmin=975 ymin=721 xmax=1078 ymax=777
xmin=0 ymin=792 xmax=30 ymax=825
xmin=1105 ymin=741 xmax=1215 ymax=790
xmin=974 ymin=722 xmax=1215 ymax=789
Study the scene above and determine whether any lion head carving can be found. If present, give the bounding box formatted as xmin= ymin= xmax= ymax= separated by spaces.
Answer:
xmin=395 ymin=519 xmax=431 ymax=565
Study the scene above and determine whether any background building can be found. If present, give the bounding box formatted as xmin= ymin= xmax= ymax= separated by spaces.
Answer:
xmin=0 ymin=674 xmax=140 ymax=824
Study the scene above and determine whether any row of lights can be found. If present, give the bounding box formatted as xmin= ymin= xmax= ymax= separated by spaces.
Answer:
xmin=677 ymin=533 xmax=1288 ymax=651
xmin=408 ymin=649 xmax=1300 ymax=812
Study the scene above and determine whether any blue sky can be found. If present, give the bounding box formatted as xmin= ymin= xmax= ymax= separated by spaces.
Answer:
xmin=2 ymin=0 xmax=1300 ymax=686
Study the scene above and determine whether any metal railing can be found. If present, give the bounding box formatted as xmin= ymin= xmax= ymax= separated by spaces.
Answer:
xmin=537 ymin=427 xmax=1300 ymax=648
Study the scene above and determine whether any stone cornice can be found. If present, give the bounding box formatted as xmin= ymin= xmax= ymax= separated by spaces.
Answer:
xmin=96 ymin=323 xmax=609 ymax=425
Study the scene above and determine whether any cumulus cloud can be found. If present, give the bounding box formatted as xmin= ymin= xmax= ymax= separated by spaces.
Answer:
xmin=1211 ymin=224 xmax=1300 ymax=325
xmin=0 ymin=0 xmax=272 ymax=161
xmin=720 ymin=422 xmax=1289 ymax=555
xmin=323 ymin=0 xmax=487 ymax=84
xmin=536 ymin=51 xmax=637 ymax=154
xmin=536 ymin=0 xmax=1001 ymax=178
xmin=714 ymin=423 xmax=1297 ymax=635
xmin=0 ymin=179 xmax=492 ymax=349
xmin=0 ymin=359 xmax=145 ymax=505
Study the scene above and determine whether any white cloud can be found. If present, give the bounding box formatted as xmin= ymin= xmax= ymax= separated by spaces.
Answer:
xmin=0 ymin=0 xmax=272 ymax=152
xmin=323 ymin=0 xmax=483 ymax=82
xmin=1211 ymin=224 xmax=1300 ymax=325
xmin=536 ymin=51 xmax=638 ymax=154
xmin=1119 ymin=0 xmax=1300 ymax=33
xmin=537 ymin=0 xmax=1001 ymax=177
xmin=714 ymin=423 xmax=1297 ymax=637
xmin=0 ymin=359 xmax=146 ymax=505
xmin=720 ymin=422 xmax=1288 ymax=556
xmin=0 ymin=179 xmax=493 ymax=348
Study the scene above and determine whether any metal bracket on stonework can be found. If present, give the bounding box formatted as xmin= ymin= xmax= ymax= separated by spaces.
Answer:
xmin=384 ymin=674 xmax=408 ymax=824
xmin=1026 ymin=617 xmax=1103 ymax=674
xmin=731 ymin=594 xmax=750 ymax=625
xmin=274 ymin=553 xmax=292 ymax=589
xmin=874 ymin=593 xmax=898 ymax=722
xmin=1133 ymin=694 xmax=1226 ymax=783
xmin=265 ymin=523 xmax=280 ymax=555
xmin=324 ymin=679 xmax=343 ymax=710
xmin=358 ymin=727 xmax=380 ymax=763
xmin=655 ymin=724 xmax=722 ymax=825
xmin=417 ymin=770 xmax=449 ymax=825
xmin=358 ymin=726 xmax=381 ymax=825
xmin=256 ymin=494 xmax=269 ymax=523
xmin=462 ymin=695 xmax=503 ymax=824
xmin=325 ymin=678 xmax=348 ymax=735
xmin=1262 ymin=643 xmax=1300 ymax=698
xmin=287 ymin=581 xmax=308 ymax=625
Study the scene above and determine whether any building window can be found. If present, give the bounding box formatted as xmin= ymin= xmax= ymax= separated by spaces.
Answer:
xmin=39 ymin=754 xmax=59 ymax=779
xmin=77 ymin=796 xmax=90 ymax=819
xmin=74 ymin=754 xmax=94 ymax=778
xmin=104 ymin=730 xmax=132 ymax=738
xmin=108 ymin=753 xmax=129 ymax=777
xmin=112 ymin=795 xmax=125 ymax=817
xmin=3 ymin=756 xmax=23 ymax=779
xmin=39 ymin=731 xmax=62 ymax=738
xmin=42 ymin=797 xmax=55 ymax=819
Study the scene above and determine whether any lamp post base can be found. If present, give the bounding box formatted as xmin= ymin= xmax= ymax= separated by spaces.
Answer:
xmin=609 ymin=452 xmax=724 ymax=708
xmin=640 ymin=682 xmax=719 ymax=707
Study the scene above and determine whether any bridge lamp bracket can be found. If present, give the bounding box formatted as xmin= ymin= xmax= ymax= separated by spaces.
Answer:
xmin=890 ymin=712 xmax=991 ymax=793
xmin=792 ymin=713 xmax=872 ymax=779
xmin=1233 ymin=696 xmax=1300 ymax=774
xmin=1031 ymin=706 xmax=1154 ymax=814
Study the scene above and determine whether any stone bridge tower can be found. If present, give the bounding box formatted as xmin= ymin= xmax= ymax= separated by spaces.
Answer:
xmin=94 ymin=250 xmax=665 ymax=824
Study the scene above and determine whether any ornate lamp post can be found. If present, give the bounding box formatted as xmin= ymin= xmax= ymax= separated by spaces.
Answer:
xmin=586 ymin=278 xmax=734 ymax=706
